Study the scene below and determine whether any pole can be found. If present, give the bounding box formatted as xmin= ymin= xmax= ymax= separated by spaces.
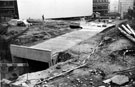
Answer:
xmin=0 ymin=66 xmax=1 ymax=87
xmin=118 ymin=0 xmax=119 ymax=13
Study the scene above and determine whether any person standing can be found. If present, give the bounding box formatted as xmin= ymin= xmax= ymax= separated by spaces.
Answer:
xmin=42 ymin=15 xmax=45 ymax=21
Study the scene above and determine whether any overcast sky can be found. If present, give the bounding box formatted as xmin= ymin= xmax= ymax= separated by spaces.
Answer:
xmin=17 ymin=0 xmax=93 ymax=19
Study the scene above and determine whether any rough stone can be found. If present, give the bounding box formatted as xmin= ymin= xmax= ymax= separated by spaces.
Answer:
xmin=104 ymin=36 xmax=112 ymax=41
xmin=111 ymin=75 xmax=129 ymax=85
xmin=98 ymin=86 xmax=106 ymax=87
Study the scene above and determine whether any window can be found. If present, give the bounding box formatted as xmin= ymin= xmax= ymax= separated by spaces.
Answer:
xmin=105 ymin=0 xmax=108 ymax=3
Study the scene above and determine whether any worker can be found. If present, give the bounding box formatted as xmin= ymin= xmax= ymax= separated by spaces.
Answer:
xmin=0 ymin=23 xmax=29 ymax=63
xmin=42 ymin=15 xmax=45 ymax=21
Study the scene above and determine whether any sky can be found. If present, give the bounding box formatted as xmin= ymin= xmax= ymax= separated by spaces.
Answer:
xmin=17 ymin=0 xmax=93 ymax=19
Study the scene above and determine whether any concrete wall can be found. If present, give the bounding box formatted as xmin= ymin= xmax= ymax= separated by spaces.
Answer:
xmin=17 ymin=0 xmax=93 ymax=19
xmin=10 ymin=45 xmax=52 ymax=63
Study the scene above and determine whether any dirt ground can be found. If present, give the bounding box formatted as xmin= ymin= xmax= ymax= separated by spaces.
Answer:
xmin=6 ymin=20 xmax=135 ymax=87
xmin=7 ymin=20 xmax=79 ymax=46
xmin=43 ymin=24 xmax=135 ymax=87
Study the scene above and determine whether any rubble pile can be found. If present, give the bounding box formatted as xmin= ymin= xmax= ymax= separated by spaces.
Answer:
xmin=7 ymin=20 xmax=79 ymax=46
xmin=2 ymin=20 xmax=135 ymax=87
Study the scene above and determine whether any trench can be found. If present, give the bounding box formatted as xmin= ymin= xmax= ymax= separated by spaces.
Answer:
xmin=12 ymin=57 xmax=49 ymax=73
xmin=26 ymin=59 xmax=49 ymax=72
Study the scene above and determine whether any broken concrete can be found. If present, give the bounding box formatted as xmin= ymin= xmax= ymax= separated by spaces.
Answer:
xmin=111 ymin=75 xmax=129 ymax=85
xmin=10 ymin=22 xmax=115 ymax=66
xmin=2 ymin=20 xmax=135 ymax=87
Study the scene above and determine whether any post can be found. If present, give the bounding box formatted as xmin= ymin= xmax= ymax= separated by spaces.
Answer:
xmin=0 ymin=67 xmax=1 ymax=87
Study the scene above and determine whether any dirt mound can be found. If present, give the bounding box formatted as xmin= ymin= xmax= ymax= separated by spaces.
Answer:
xmin=3 ymin=21 xmax=135 ymax=87
xmin=70 ymin=44 xmax=95 ymax=54
xmin=44 ymin=24 xmax=135 ymax=87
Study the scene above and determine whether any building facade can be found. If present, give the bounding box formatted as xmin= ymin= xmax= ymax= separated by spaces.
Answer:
xmin=109 ymin=0 xmax=119 ymax=12
xmin=119 ymin=0 xmax=134 ymax=15
xmin=109 ymin=0 xmax=134 ymax=18
xmin=0 ymin=0 xmax=19 ymax=22
xmin=93 ymin=0 xmax=109 ymax=15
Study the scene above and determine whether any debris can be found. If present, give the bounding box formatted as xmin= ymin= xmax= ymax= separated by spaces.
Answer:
xmin=35 ymin=63 xmax=87 ymax=86
xmin=103 ymin=75 xmax=130 ymax=85
xmin=21 ymin=82 xmax=29 ymax=87
xmin=126 ymin=24 xmax=135 ymax=36
xmin=119 ymin=48 xmax=135 ymax=56
xmin=103 ymin=79 xmax=111 ymax=84
xmin=8 ymin=19 xmax=18 ymax=26
xmin=2 ymin=20 xmax=135 ymax=87
xmin=118 ymin=27 xmax=135 ymax=42
xmin=9 ymin=20 xmax=73 ymax=45
xmin=55 ymin=64 xmax=62 ymax=69
xmin=69 ymin=24 xmax=82 ymax=29
xmin=118 ymin=23 xmax=135 ymax=43
xmin=121 ymin=24 xmax=132 ymax=34
xmin=104 ymin=36 xmax=112 ymax=41
xmin=98 ymin=86 xmax=106 ymax=87
xmin=99 ymin=36 xmax=114 ymax=46
xmin=111 ymin=75 xmax=129 ymax=85
xmin=56 ymin=52 xmax=72 ymax=62
xmin=17 ymin=19 xmax=32 ymax=27
xmin=1 ymin=79 xmax=12 ymax=84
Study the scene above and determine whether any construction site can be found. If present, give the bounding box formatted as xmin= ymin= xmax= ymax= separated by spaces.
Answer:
xmin=1 ymin=0 xmax=135 ymax=87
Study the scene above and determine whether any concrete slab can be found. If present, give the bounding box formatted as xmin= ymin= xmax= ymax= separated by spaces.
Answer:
xmin=10 ymin=23 xmax=115 ymax=65
xmin=30 ymin=23 xmax=115 ymax=54
xmin=30 ymin=30 xmax=99 ymax=54
xmin=10 ymin=45 xmax=51 ymax=62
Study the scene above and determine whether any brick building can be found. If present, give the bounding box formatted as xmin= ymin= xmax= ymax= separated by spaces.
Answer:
xmin=93 ymin=0 xmax=109 ymax=15
xmin=0 ymin=0 xmax=19 ymax=22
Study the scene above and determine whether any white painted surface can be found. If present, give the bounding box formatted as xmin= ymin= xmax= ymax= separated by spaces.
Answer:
xmin=17 ymin=0 xmax=93 ymax=19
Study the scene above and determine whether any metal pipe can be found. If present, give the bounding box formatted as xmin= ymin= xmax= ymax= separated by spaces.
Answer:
xmin=126 ymin=24 xmax=135 ymax=36
xmin=121 ymin=24 xmax=132 ymax=34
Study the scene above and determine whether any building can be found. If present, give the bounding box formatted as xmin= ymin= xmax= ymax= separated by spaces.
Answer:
xmin=0 ymin=0 xmax=19 ymax=22
xmin=119 ymin=0 xmax=134 ymax=13
xmin=109 ymin=0 xmax=119 ymax=12
xmin=93 ymin=0 xmax=109 ymax=15
xmin=109 ymin=0 xmax=134 ymax=18
xmin=119 ymin=0 xmax=134 ymax=18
